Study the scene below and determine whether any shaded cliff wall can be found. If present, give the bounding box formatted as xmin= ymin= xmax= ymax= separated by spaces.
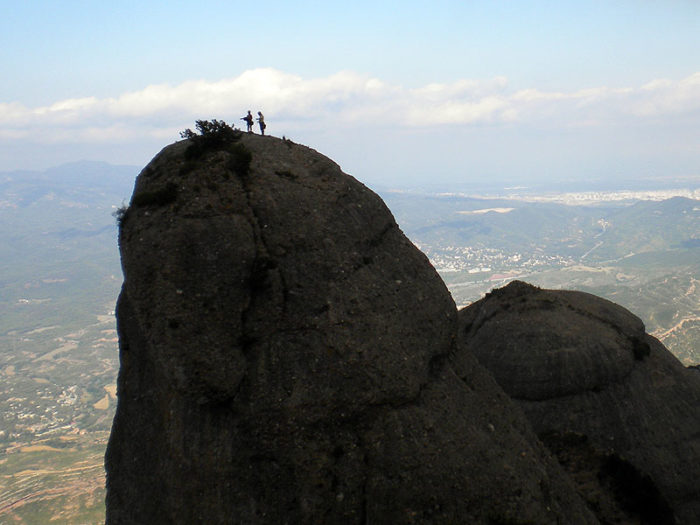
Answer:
xmin=458 ymin=281 xmax=700 ymax=524
xmin=106 ymin=133 xmax=594 ymax=524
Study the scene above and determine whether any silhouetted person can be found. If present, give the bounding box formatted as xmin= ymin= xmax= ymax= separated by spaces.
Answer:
xmin=241 ymin=111 xmax=254 ymax=133
xmin=257 ymin=111 xmax=266 ymax=135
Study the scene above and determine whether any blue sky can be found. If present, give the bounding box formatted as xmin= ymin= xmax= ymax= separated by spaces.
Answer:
xmin=1 ymin=1 xmax=699 ymax=188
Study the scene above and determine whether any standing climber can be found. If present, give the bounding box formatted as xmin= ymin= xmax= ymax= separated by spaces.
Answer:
xmin=241 ymin=110 xmax=254 ymax=133
xmin=257 ymin=111 xmax=266 ymax=136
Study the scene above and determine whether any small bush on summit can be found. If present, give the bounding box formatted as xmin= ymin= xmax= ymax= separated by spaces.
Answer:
xmin=180 ymin=119 xmax=252 ymax=176
xmin=180 ymin=119 xmax=240 ymax=142
xmin=180 ymin=119 xmax=242 ymax=159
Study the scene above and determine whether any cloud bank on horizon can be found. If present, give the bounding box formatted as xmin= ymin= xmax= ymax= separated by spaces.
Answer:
xmin=2 ymin=1 xmax=699 ymax=187
xmin=3 ymin=68 xmax=699 ymax=188
xmin=3 ymin=68 xmax=700 ymax=143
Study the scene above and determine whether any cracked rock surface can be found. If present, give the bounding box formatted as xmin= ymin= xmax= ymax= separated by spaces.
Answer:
xmin=106 ymin=134 xmax=596 ymax=524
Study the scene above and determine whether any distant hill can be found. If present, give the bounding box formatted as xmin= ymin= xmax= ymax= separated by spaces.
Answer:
xmin=381 ymin=190 xmax=699 ymax=365
xmin=0 ymin=161 xmax=136 ymax=206
xmin=383 ymin=192 xmax=699 ymax=263
xmin=0 ymin=161 xmax=137 ymax=334
xmin=593 ymin=196 xmax=700 ymax=259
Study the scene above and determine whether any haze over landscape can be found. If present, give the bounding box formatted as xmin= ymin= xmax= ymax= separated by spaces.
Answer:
xmin=1 ymin=1 xmax=699 ymax=523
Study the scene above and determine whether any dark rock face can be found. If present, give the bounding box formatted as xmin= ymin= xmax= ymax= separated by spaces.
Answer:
xmin=106 ymin=134 xmax=595 ymax=524
xmin=458 ymin=281 xmax=700 ymax=524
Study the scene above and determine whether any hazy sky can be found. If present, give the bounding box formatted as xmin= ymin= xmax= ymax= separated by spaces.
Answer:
xmin=1 ymin=1 xmax=699 ymax=188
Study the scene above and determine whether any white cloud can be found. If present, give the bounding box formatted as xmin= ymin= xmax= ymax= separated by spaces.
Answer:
xmin=1 ymin=69 xmax=699 ymax=144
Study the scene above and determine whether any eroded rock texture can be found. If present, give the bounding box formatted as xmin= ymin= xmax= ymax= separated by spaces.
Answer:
xmin=458 ymin=281 xmax=700 ymax=524
xmin=106 ymin=134 xmax=595 ymax=524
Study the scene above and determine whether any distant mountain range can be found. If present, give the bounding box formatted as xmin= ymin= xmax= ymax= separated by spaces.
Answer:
xmin=0 ymin=161 xmax=137 ymax=335
xmin=382 ymin=191 xmax=699 ymax=261
xmin=381 ymin=190 xmax=699 ymax=365
xmin=1 ymin=160 xmax=136 ymax=204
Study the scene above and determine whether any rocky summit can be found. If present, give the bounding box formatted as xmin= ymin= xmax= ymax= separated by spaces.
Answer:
xmin=106 ymin=128 xmax=699 ymax=524
xmin=458 ymin=281 xmax=700 ymax=524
